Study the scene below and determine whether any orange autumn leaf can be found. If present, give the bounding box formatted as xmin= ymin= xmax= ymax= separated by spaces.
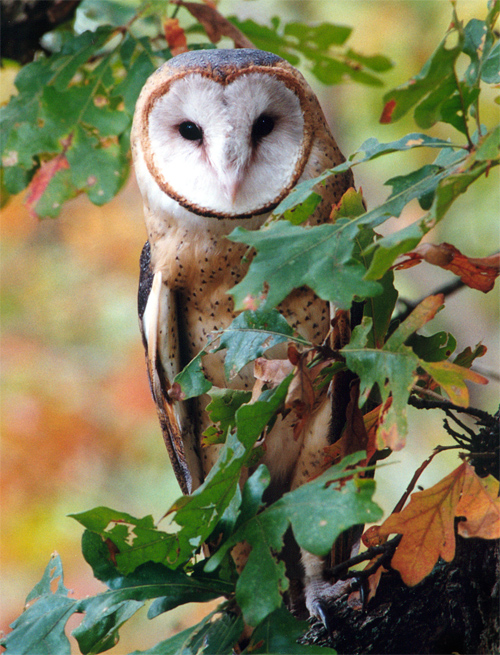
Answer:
xmin=395 ymin=243 xmax=500 ymax=293
xmin=25 ymin=154 xmax=70 ymax=218
xmin=164 ymin=18 xmax=188 ymax=56
xmin=456 ymin=472 xmax=500 ymax=539
xmin=379 ymin=462 xmax=500 ymax=586
xmin=379 ymin=465 xmax=464 ymax=585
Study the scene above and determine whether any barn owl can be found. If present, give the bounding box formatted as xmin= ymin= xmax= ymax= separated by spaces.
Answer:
xmin=132 ymin=48 xmax=356 ymax=625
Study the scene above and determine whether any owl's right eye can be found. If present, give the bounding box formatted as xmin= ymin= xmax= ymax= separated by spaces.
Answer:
xmin=178 ymin=121 xmax=203 ymax=141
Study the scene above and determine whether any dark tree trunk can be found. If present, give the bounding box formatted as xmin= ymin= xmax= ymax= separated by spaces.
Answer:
xmin=301 ymin=537 xmax=499 ymax=654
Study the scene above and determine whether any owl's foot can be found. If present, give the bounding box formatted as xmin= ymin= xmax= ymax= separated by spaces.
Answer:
xmin=305 ymin=578 xmax=353 ymax=638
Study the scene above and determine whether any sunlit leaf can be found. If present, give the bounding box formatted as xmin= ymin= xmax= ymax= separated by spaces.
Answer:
xmin=380 ymin=463 xmax=500 ymax=586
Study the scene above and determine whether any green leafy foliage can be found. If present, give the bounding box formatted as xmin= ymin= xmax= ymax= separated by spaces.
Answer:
xmin=1 ymin=26 xmax=143 ymax=214
xmin=206 ymin=453 xmax=382 ymax=625
xmin=0 ymin=553 xmax=76 ymax=655
xmin=2 ymin=1 xmax=498 ymax=653
xmin=243 ymin=605 xmax=336 ymax=654
xmin=174 ymin=309 xmax=303 ymax=399
xmin=214 ymin=309 xmax=302 ymax=379
xmin=226 ymin=16 xmax=392 ymax=85
xmin=229 ymin=220 xmax=382 ymax=311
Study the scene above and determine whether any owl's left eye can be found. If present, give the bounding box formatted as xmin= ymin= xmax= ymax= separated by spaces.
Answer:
xmin=251 ymin=114 xmax=275 ymax=144
xmin=178 ymin=121 xmax=203 ymax=141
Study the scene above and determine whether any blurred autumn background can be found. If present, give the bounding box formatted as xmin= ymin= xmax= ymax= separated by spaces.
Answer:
xmin=1 ymin=0 xmax=498 ymax=652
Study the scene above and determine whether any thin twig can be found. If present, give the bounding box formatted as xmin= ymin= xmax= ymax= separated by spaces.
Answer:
xmin=409 ymin=391 xmax=497 ymax=426
xmin=444 ymin=409 xmax=477 ymax=439
xmin=392 ymin=446 xmax=449 ymax=514
xmin=328 ymin=535 xmax=403 ymax=579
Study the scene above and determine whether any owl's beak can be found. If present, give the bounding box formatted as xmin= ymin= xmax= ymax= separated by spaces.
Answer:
xmin=220 ymin=168 xmax=245 ymax=206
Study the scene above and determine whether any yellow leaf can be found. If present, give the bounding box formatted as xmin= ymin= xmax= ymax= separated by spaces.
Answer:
xmin=420 ymin=360 xmax=488 ymax=407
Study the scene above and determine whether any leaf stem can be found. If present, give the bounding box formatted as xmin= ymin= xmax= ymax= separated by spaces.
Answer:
xmin=452 ymin=67 xmax=474 ymax=149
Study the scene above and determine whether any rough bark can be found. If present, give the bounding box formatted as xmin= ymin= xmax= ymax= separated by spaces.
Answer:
xmin=301 ymin=536 xmax=499 ymax=654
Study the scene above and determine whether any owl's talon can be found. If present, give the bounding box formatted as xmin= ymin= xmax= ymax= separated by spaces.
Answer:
xmin=305 ymin=577 xmax=353 ymax=641
xmin=310 ymin=599 xmax=334 ymax=640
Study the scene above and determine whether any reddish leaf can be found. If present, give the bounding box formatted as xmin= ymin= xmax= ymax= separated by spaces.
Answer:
xmin=380 ymin=98 xmax=396 ymax=124
xmin=395 ymin=243 xmax=500 ymax=293
xmin=164 ymin=18 xmax=188 ymax=55
xmin=379 ymin=462 xmax=500 ymax=586
xmin=361 ymin=525 xmax=385 ymax=548
xmin=175 ymin=1 xmax=255 ymax=48
xmin=25 ymin=154 xmax=70 ymax=218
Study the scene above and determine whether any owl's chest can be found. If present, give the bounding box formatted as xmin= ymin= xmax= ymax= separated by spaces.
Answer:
xmin=153 ymin=221 xmax=331 ymax=388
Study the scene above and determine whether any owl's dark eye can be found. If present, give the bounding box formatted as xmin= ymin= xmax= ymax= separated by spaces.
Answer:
xmin=179 ymin=121 xmax=203 ymax=141
xmin=251 ymin=114 xmax=275 ymax=144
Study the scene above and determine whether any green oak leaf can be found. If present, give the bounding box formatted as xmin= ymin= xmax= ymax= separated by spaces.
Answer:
xmin=229 ymin=220 xmax=381 ymax=312
xmin=205 ymin=387 xmax=253 ymax=442
xmin=381 ymin=21 xmax=464 ymax=125
xmin=407 ymin=331 xmax=457 ymax=362
xmin=0 ymin=554 xmax=76 ymax=655
xmin=342 ymin=318 xmax=419 ymax=450
xmin=207 ymin=453 xmax=382 ymax=626
xmin=244 ymin=605 xmax=337 ymax=653
xmin=174 ymin=347 xmax=213 ymax=399
xmin=71 ymin=507 xmax=179 ymax=575
xmin=170 ymin=377 xmax=292 ymax=565
xmin=214 ymin=309 xmax=302 ymax=379
xmin=129 ymin=607 xmax=244 ymax=655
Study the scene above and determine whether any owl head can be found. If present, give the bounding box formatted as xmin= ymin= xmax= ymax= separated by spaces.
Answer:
xmin=132 ymin=48 xmax=336 ymax=220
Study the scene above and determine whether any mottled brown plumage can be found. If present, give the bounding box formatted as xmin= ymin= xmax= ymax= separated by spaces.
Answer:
xmin=132 ymin=48 xmax=355 ymax=619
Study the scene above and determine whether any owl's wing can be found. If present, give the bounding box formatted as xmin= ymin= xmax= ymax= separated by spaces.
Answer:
xmin=138 ymin=242 xmax=200 ymax=494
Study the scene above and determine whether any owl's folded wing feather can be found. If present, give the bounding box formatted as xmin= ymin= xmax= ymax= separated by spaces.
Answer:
xmin=138 ymin=242 xmax=201 ymax=494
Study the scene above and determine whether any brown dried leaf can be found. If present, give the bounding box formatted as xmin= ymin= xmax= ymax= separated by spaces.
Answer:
xmin=175 ymin=1 xmax=255 ymax=48
xmin=361 ymin=525 xmax=386 ymax=548
xmin=251 ymin=357 xmax=293 ymax=402
xmin=164 ymin=17 xmax=188 ymax=55
xmin=395 ymin=243 xmax=500 ymax=293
